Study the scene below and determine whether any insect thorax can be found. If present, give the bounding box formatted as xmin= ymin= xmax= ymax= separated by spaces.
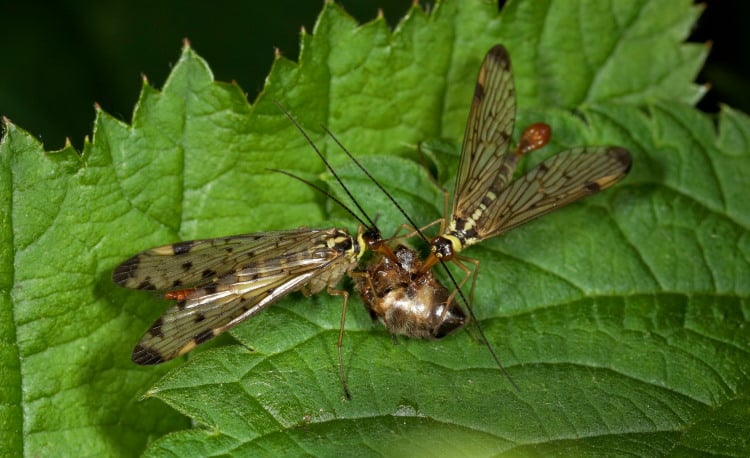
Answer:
xmin=305 ymin=229 xmax=361 ymax=295
xmin=326 ymin=229 xmax=357 ymax=255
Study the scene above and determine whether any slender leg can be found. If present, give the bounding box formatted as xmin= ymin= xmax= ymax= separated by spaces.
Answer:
xmin=389 ymin=177 xmax=450 ymax=243
xmin=387 ymin=218 xmax=444 ymax=243
xmin=442 ymin=256 xmax=477 ymax=309
xmin=328 ymin=286 xmax=352 ymax=400
xmin=455 ymin=254 xmax=481 ymax=307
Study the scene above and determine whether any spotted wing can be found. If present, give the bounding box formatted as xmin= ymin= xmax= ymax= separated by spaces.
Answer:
xmin=477 ymin=146 xmax=632 ymax=239
xmin=126 ymin=229 xmax=355 ymax=364
xmin=113 ymin=229 xmax=328 ymax=291
xmin=451 ymin=44 xmax=518 ymax=220
xmin=132 ymin=266 xmax=321 ymax=364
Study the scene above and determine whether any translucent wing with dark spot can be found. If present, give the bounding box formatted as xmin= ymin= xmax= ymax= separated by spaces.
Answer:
xmin=451 ymin=44 xmax=519 ymax=220
xmin=132 ymin=268 xmax=322 ymax=364
xmin=113 ymin=229 xmax=334 ymax=291
xmin=114 ymin=227 xmax=361 ymax=364
xmin=477 ymin=146 xmax=632 ymax=239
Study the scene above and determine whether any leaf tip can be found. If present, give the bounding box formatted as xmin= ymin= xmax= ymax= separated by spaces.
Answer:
xmin=0 ymin=116 xmax=9 ymax=140
xmin=274 ymin=47 xmax=282 ymax=60
xmin=141 ymin=73 xmax=149 ymax=84
xmin=182 ymin=37 xmax=192 ymax=50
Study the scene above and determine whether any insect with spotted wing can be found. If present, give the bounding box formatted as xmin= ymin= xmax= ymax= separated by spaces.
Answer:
xmin=113 ymin=227 xmax=372 ymax=365
xmin=417 ymin=45 xmax=632 ymax=296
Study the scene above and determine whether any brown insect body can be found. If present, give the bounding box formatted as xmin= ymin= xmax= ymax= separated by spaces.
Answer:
xmin=358 ymin=245 xmax=465 ymax=339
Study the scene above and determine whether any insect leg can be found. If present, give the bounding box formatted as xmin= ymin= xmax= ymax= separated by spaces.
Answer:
xmin=328 ymin=286 xmax=352 ymax=400
xmin=386 ymin=218 xmax=444 ymax=244
xmin=434 ymin=256 xmax=483 ymax=343
xmin=438 ymin=176 xmax=450 ymax=236
xmin=349 ymin=270 xmax=378 ymax=322
xmin=454 ymin=255 xmax=481 ymax=308
xmin=442 ymin=256 xmax=476 ymax=311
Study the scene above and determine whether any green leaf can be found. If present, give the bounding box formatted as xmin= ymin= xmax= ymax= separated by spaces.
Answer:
xmin=3 ymin=0 xmax=747 ymax=456
xmin=496 ymin=0 xmax=708 ymax=108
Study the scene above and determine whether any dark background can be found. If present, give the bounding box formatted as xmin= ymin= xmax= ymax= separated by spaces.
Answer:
xmin=1 ymin=1 xmax=747 ymax=150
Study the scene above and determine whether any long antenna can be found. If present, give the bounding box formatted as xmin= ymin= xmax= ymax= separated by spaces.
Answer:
xmin=273 ymin=100 xmax=378 ymax=232
xmin=437 ymin=261 xmax=520 ymax=391
xmin=322 ymin=126 xmax=432 ymax=244
xmin=267 ymin=168 xmax=370 ymax=229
